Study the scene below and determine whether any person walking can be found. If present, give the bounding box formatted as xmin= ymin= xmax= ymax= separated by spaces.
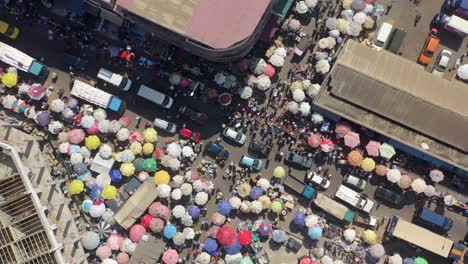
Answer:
xmin=414 ymin=11 xmax=422 ymax=26
xmin=386 ymin=0 xmax=394 ymax=15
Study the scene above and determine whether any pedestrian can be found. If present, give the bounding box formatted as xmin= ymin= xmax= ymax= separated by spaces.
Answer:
xmin=414 ymin=11 xmax=422 ymax=26
xmin=386 ymin=0 xmax=394 ymax=15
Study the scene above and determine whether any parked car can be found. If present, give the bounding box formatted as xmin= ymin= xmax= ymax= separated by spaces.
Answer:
xmin=240 ymin=155 xmax=263 ymax=171
xmin=432 ymin=50 xmax=452 ymax=76
xmin=343 ymin=174 xmax=367 ymax=190
xmin=179 ymin=128 xmax=201 ymax=142
xmin=248 ymin=141 xmax=271 ymax=158
xmin=414 ymin=207 xmax=453 ymax=233
xmin=284 ymin=152 xmax=312 ymax=169
xmin=418 ymin=35 xmax=440 ymax=65
xmin=306 ymin=172 xmax=331 ymax=189
xmin=64 ymin=53 xmax=88 ymax=70
xmin=138 ymin=85 xmax=174 ymax=109
xmin=154 ymin=118 xmax=177 ymax=133
xmin=204 ymin=142 xmax=229 ymax=160
xmin=179 ymin=106 xmax=208 ymax=125
xmin=0 ymin=20 xmax=19 ymax=39
xmin=374 ymin=186 xmax=405 ymax=207
xmin=222 ymin=127 xmax=247 ymax=145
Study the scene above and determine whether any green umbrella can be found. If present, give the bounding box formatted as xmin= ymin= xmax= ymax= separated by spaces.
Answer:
xmin=143 ymin=158 xmax=157 ymax=172
xmin=414 ymin=257 xmax=428 ymax=264
xmin=240 ymin=257 xmax=253 ymax=264
xmin=133 ymin=158 xmax=145 ymax=172
xmin=379 ymin=143 xmax=396 ymax=159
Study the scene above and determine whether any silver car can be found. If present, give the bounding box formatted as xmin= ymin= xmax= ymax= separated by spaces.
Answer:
xmin=154 ymin=118 xmax=177 ymax=133
xmin=432 ymin=50 xmax=452 ymax=77
xmin=223 ymin=127 xmax=247 ymax=145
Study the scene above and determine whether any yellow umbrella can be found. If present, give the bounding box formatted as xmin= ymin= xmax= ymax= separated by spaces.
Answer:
xmin=130 ymin=142 xmax=142 ymax=155
xmin=258 ymin=195 xmax=271 ymax=209
xmin=1 ymin=72 xmax=17 ymax=88
xmin=361 ymin=158 xmax=376 ymax=172
xmin=102 ymin=185 xmax=117 ymax=200
xmin=273 ymin=166 xmax=286 ymax=178
xmin=238 ymin=183 xmax=252 ymax=198
xmin=143 ymin=128 xmax=158 ymax=143
xmin=290 ymin=81 xmax=303 ymax=91
xmin=342 ymin=0 xmax=352 ymax=9
xmin=69 ymin=179 xmax=84 ymax=195
xmin=363 ymin=229 xmax=378 ymax=244
xmin=154 ymin=170 xmax=170 ymax=185
xmin=270 ymin=201 xmax=282 ymax=213
xmin=120 ymin=162 xmax=135 ymax=177
xmin=85 ymin=135 xmax=101 ymax=150
xmin=142 ymin=143 xmax=154 ymax=155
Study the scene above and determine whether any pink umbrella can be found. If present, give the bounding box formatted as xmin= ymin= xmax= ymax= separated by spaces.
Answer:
xmin=365 ymin=141 xmax=381 ymax=157
xmin=119 ymin=116 xmax=131 ymax=127
xmin=67 ymin=129 xmax=85 ymax=144
xmin=129 ymin=132 xmax=142 ymax=143
xmin=429 ymin=169 xmax=445 ymax=183
xmin=180 ymin=77 xmax=190 ymax=87
xmin=320 ymin=139 xmax=334 ymax=152
xmin=307 ymin=134 xmax=322 ymax=148
xmin=211 ymin=212 xmax=226 ymax=226
xmin=153 ymin=148 xmax=165 ymax=159
xmin=141 ymin=214 xmax=154 ymax=229
xmin=129 ymin=224 xmax=146 ymax=242
xmin=364 ymin=0 xmax=374 ymax=3
xmin=162 ymin=249 xmax=179 ymax=264
xmin=150 ymin=217 xmax=165 ymax=233
xmin=344 ymin=132 xmax=360 ymax=148
xmin=263 ymin=64 xmax=276 ymax=77
xmin=334 ymin=122 xmax=352 ymax=138
xmin=186 ymin=170 xmax=199 ymax=182
xmin=107 ymin=232 xmax=124 ymax=250
xmin=96 ymin=245 xmax=112 ymax=260
xmin=149 ymin=202 xmax=169 ymax=219
xmin=117 ymin=252 xmax=130 ymax=264
xmin=86 ymin=120 xmax=100 ymax=135
xmin=28 ymin=84 xmax=46 ymax=100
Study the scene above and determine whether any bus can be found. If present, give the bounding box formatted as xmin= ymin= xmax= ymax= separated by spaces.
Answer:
xmin=314 ymin=193 xmax=355 ymax=223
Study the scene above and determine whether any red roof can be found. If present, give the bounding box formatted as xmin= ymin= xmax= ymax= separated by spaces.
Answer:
xmin=187 ymin=0 xmax=271 ymax=49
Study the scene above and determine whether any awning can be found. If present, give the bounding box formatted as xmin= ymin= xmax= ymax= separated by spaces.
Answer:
xmin=100 ymin=8 xmax=124 ymax=26
xmin=273 ymin=0 xmax=295 ymax=18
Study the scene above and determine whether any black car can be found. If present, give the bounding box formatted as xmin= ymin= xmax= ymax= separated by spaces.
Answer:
xmin=374 ymin=186 xmax=405 ymax=207
xmin=64 ymin=53 xmax=88 ymax=70
xmin=284 ymin=152 xmax=312 ymax=169
xmin=248 ymin=141 xmax=271 ymax=158
xmin=179 ymin=106 xmax=208 ymax=125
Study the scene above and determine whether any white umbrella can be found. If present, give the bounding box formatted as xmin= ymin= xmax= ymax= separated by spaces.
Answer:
xmin=109 ymin=120 xmax=122 ymax=133
xmin=302 ymin=80 xmax=312 ymax=90
xmin=193 ymin=180 xmax=205 ymax=192
xmin=57 ymin=132 xmax=68 ymax=143
xmin=257 ymin=178 xmax=270 ymax=191
xmin=229 ymin=196 xmax=241 ymax=209
xmin=80 ymin=104 xmax=94 ymax=116
xmin=273 ymin=47 xmax=287 ymax=58
xmin=411 ymin=178 xmax=426 ymax=194
xmin=81 ymin=115 xmax=95 ymax=129
xmin=353 ymin=12 xmax=367 ymax=24
xmin=326 ymin=37 xmax=336 ymax=49
xmin=196 ymin=252 xmax=211 ymax=264
xmin=214 ymin=73 xmax=226 ymax=85
xmin=311 ymin=113 xmax=324 ymax=124
xmin=93 ymin=108 xmax=107 ymax=122
xmin=61 ymin=107 xmax=75 ymax=120
xmin=160 ymin=155 xmax=173 ymax=168
xmin=251 ymin=201 xmax=263 ymax=214
xmin=167 ymin=158 xmax=181 ymax=171
xmin=329 ymin=29 xmax=340 ymax=38
xmin=24 ymin=106 xmax=37 ymax=119
xmin=173 ymin=232 xmax=185 ymax=246
xmin=240 ymin=200 xmax=251 ymax=213
xmin=292 ymin=89 xmax=305 ymax=102
xmin=363 ymin=3 xmax=374 ymax=14
xmin=102 ymin=210 xmax=115 ymax=225
xmin=247 ymin=75 xmax=258 ymax=87
xmin=99 ymin=144 xmax=113 ymax=159
xmin=180 ymin=183 xmax=193 ymax=196
xmin=181 ymin=214 xmax=193 ymax=227
xmin=167 ymin=143 xmax=182 ymax=158
xmin=321 ymin=256 xmax=333 ymax=264
xmin=326 ymin=18 xmax=339 ymax=30
xmin=96 ymin=173 xmax=111 ymax=187
xmin=424 ymin=185 xmax=437 ymax=197
xmin=444 ymin=195 xmax=457 ymax=206
xmin=343 ymin=228 xmax=356 ymax=242
xmin=251 ymin=58 xmax=267 ymax=75
xmin=299 ymin=102 xmax=311 ymax=116
xmin=386 ymin=169 xmax=401 ymax=183
xmin=343 ymin=10 xmax=356 ymax=21
xmin=286 ymin=101 xmax=299 ymax=114
xmin=305 ymin=214 xmax=319 ymax=227
xmin=90 ymin=202 xmax=106 ymax=218
xmin=70 ymin=153 xmax=84 ymax=165
xmin=157 ymin=184 xmax=171 ymax=198
xmin=305 ymin=0 xmax=318 ymax=8
xmin=116 ymin=128 xmax=130 ymax=141
xmin=171 ymin=188 xmax=182 ymax=200
xmin=172 ymin=205 xmax=186 ymax=218
xmin=48 ymin=121 xmax=63 ymax=134
xmin=50 ymin=99 xmax=65 ymax=113
xmin=388 ymin=254 xmax=403 ymax=264
xmin=307 ymin=83 xmax=321 ymax=98
xmin=82 ymin=231 xmax=100 ymax=250
xmin=295 ymin=1 xmax=309 ymax=14
xmin=80 ymin=146 xmax=92 ymax=158
xmin=212 ymin=212 xmax=226 ymax=226
xmin=318 ymin=38 xmax=329 ymax=49
xmin=256 ymin=74 xmax=271 ymax=91
xmin=172 ymin=175 xmax=184 ymax=187
xmin=2 ymin=95 xmax=16 ymax=109
xmin=195 ymin=192 xmax=208 ymax=205
xmin=269 ymin=54 xmax=285 ymax=67
xmin=120 ymin=238 xmax=137 ymax=254
xmin=315 ymin=60 xmax=330 ymax=74
xmin=457 ymin=64 xmax=468 ymax=80
xmin=183 ymin=227 xmax=195 ymax=240
xmin=347 ymin=21 xmax=363 ymax=36
xmin=239 ymin=86 xmax=253 ymax=99
xmin=181 ymin=146 xmax=194 ymax=157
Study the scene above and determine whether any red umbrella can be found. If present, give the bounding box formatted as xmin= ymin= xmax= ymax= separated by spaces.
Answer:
xmin=86 ymin=120 xmax=100 ymax=135
xmin=153 ymin=148 xmax=165 ymax=159
xmin=237 ymin=230 xmax=253 ymax=246
xmin=217 ymin=225 xmax=236 ymax=246
xmin=307 ymin=134 xmax=322 ymax=148
xmin=119 ymin=116 xmax=131 ymax=127
xmin=180 ymin=77 xmax=190 ymax=87
xmin=162 ymin=249 xmax=179 ymax=264
xmin=141 ymin=214 xmax=154 ymax=229
xmin=320 ymin=139 xmax=334 ymax=152
xmin=263 ymin=64 xmax=276 ymax=77
xmin=129 ymin=224 xmax=146 ymax=242
xmin=73 ymin=114 xmax=83 ymax=126
xmin=218 ymin=93 xmax=232 ymax=106
xmin=67 ymin=129 xmax=85 ymax=144
xmin=300 ymin=257 xmax=319 ymax=264
xmin=334 ymin=122 xmax=352 ymax=138
xmin=28 ymin=84 xmax=46 ymax=100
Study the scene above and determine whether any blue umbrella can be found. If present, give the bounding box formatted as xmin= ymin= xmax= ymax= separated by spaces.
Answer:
xmin=308 ymin=226 xmax=323 ymax=240
xmin=272 ymin=229 xmax=288 ymax=243
xmin=217 ymin=200 xmax=232 ymax=216
xmin=73 ymin=163 xmax=88 ymax=175
xmin=90 ymin=186 xmax=103 ymax=200
xmin=204 ymin=238 xmax=218 ymax=253
xmin=188 ymin=205 xmax=201 ymax=219
xmin=293 ymin=211 xmax=306 ymax=226
xmin=109 ymin=169 xmax=123 ymax=184
xmin=224 ymin=237 xmax=242 ymax=255
xmin=249 ymin=187 xmax=263 ymax=200
xmin=403 ymin=258 xmax=414 ymax=264
xmin=36 ymin=112 xmax=50 ymax=127
xmin=163 ymin=224 xmax=177 ymax=239
xmin=70 ymin=144 xmax=80 ymax=154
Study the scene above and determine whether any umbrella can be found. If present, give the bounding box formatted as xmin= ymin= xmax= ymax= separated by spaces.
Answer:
xmin=256 ymin=74 xmax=271 ymax=90
xmin=99 ymin=144 xmax=113 ymax=159
xmin=149 ymin=217 xmax=165 ymax=233
xmin=130 ymin=142 xmax=142 ymax=155
xmin=121 ymin=150 xmax=136 ymax=163
xmin=74 ymin=163 xmax=88 ymax=175
xmin=403 ymin=258 xmax=414 ymax=264
xmin=120 ymin=163 xmax=135 ymax=177
xmin=351 ymin=0 xmax=366 ymax=11
xmin=237 ymin=230 xmax=252 ymax=246
xmin=251 ymin=58 xmax=267 ymax=75
xmin=424 ymin=185 xmax=437 ymax=197
xmin=315 ymin=60 xmax=330 ymax=74
xmin=167 ymin=143 xmax=181 ymax=158
xmin=296 ymin=1 xmax=308 ymax=14
xmin=347 ymin=151 xmax=363 ymax=166
xmin=172 ymin=205 xmax=186 ymax=218
xmin=305 ymin=0 xmax=318 ymax=8
xmin=343 ymin=228 xmax=356 ymax=242
xmin=457 ymin=64 xmax=468 ymax=80
xmin=218 ymin=200 xmax=232 ymax=216
xmin=1 ymin=72 xmax=17 ymax=87
xmin=81 ymin=231 xmax=100 ymax=250
xmin=429 ymin=169 xmax=444 ymax=183
xmin=263 ymin=64 xmax=276 ymax=77
xmin=169 ymin=72 xmax=182 ymax=85
xmin=250 ymin=201 xmax=262 ymax=214
xmin=389 ymin=255 xmax=403 ymax=264
xmin=363 ymin=229 xmax=377 ymax=244
xmin=181 ymin=146 xmax=194 ymax=157
xmin=250 ymin=186 xmax=264 ymax=200
xmin=50 ymin=98 xmax=65 ymax=113
xmin=82 ymin=200 xmax=92 ymax=212
xmin=257 ymin=178 xmax=270 ymax=191
xmin=272 ymin=229 xmax=288 ymax=243
xmin=143 ymin=158 xmax=157 ymax=172
xmin=258 ymin=195 xmax=271 ymax=210
xmin=375 ymin=164 xmax=388 ymax=176
xmin=85 ymin=135 xmax=100 ymax=150
xmin=306 ymin=84 xmax=321 ymax=98
xmin=239 ymin=86 xmax=253 ymax=99
xmin=214 ymin=73 xmax=226 ymax=85
xmin=90 ymin=200 xmax=106 ymax=218
xmin=141 ymin=214 xmax=154 ymax=229
xmin=363 ymin=15 xmax=375 ymax=29
xmin=173 ymin=232 xmax=185 ymax=246
xmin=102 ymin=185 xmax=117 ymax=200
xmin=69 ymin=180 xmax=84 ymax=194
xmin=366 ymin=141 xmax=381 ymax=157
xmin=369 ymin=243 xmax=385 ymax=259
xmin=163 ymin=224 xmax=177 ymax=239
xmin=2 ymin=94 xmax=17 ymax=109
xmin=318 ymin=38 xmax=330 ymax=49
xmin=270 ymin=201 xmax=282 ymax=213
xmin=90 ymin=186 xmax=103 ymax=200
xmin=413 ymin=257 xmax=428 ymax=264
xmin=204 ymin=237 xmax=218 ymax=253
xmin=180 ymin=183 xmax=192 ymax=195
xmin=226 ymin=253 xmax=243 ymax=264
xmin=119 ymin=116 xmax=131 ymax=127
xmin=80 ymin=104 xmax=94 ymax=116
xmin=28 ymin=84 xmax=46 ymax=100
xmin=444 ymin=195 xmax=457 ymax=206
xmin=257 ymin=220 xmax=272 ymax=237
xmin=196 ymin=252 xmax=211 ymax=264
xmin=67 ymin=129 xmax=85 ymax=145
xmin=109 ymin=120 xmax=122 ymax=133
xmin=240 ymin=200 xmax=251 ymax=213
xmin=156 ymin=184 xmax=171 ymax=198
xmin=273 ymin=166 xmax=286 ymax=178
xmin=326 ymin=17 xmax=339 ymax=30
xmin=308 ymin=226 xmax=323 ymax=240
xmin=107 ymin=232 xmax=124 ymax=250
xmin=86 ymin=120 xmax=100 ymax=135
xmin=347 ymin=21 xmax=362 ymax=36
xmin=58 ymin=142 xmax=71 ymax=154
xmin=128 ymin=132 xmax=142 ymax=143
xmin=162 ymin=249 xmax=179 ymax=264
xmin=292 ymin=89 xmax=305 ymax=102
xmin=154 ymin=170 xmax=170 ymax=185
xmin=93 ymin=222 xmax=112 ymax=239
xmin=305 ymin=214 xmax=319 ymax=227
xmin=287 ymin=101 xmax=299 ymax=114
xmin=320 ymin=139 xmax=334 ymax=153
xmin=70 ymin=153 xmax=83 ymax=165
xmin=399 ymin=174 xmax=413 ymax=189
xmin=218 ymin=93 xmax=232 ymax=106
xmin=117 ymin=253 xmax=129 ymax=264
xmin=288 ymin=19 xmax=301 ymax=31
xmin=35 ymin=111 xmax=50 ymax=127
xmin=386 ymin=170 xmax=401 ymax=184
xmin=212 ymin=212 xmax=226 ymax=226
xmin=96 ymin=173 xmax=111 ymax=187
xmin=238 ymin=183 xmax=252 ymax=198
xmin=353 ymin=11 xmax=367 ymax=24
xmin=11 ymin=99 xmax=26 ymax=113
xmin=187 ymin=205 xmax=200 ymax=219
xmin=379 ymin=143 xmax=396 ymax=159
xmin=361 ymin=158 xmax=375 ymax=172
xmin=195 ymin=192 xmax=209 ymax=205
xmin=337 ymin=18 xmax=350 ymax=33
xmin=217 ymin=225 xmax=236 ymax=246
xmin=411 ymin=178 xmax=426 ymax=194
xmin=93 ymin=108 xmax=107 ymax=122
xmin=149 ymin=202 xmax=169 ymax=219
xmin=290 ymin=81 xmax=303 ymax=91
xmin=224 ymin=239 xmax=242 ymax=255
xmin=183 ymin=227 xmax=195 ymax=240
xmin=120 ymin=238 xmax=137 ymax=255
xmin=143 ymin=128 xmax=158 ymax=143
xmin=307 ymin=134 xmax=322 ymax=148
xmin=181 ymin=213 xmax=193 ymax=227
xmin=116 ymin=128 xmax=130 ymax=141
xmin=294 ymin=211 xmax=306 ymax=226
xmin=329 ymin=29 xmax=340 ymax=38
xmin=344 ymin=131 xmax=360 ymax=148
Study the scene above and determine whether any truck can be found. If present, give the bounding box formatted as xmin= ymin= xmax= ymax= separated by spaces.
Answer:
xmin=71 ymin=80 xmax=126 ymax=115
xmin=0 ymin=41 xmax=48 ymax=77
xmin=314 ymin=193 xmax=355 ymax=223
xmin=283 ymin=175 xmax=316 ymax=199
xmin=386 ymin=216 xmax=466 ymax=261
xmin=443 ymin=0 xmax=468 ymax=18
xmin=335 ymin=185 xmax=375 ymax=214
xmin=432 ymin=14 xmax=468 ymax=36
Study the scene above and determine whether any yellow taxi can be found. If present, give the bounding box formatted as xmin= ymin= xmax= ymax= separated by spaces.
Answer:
xmin=0 ymin=20 xmax=20 ymax=39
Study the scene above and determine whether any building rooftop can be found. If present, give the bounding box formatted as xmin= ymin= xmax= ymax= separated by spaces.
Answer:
xmin=116 ymin=0 xmax=271 ymax=49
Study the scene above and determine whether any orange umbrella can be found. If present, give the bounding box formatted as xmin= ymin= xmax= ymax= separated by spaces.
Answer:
xmin=375 ymin=164 xmax=388 ymax=176
xmin=398 ymin=174 xmax=412 ymax=189
xmin=347 ymin=151 xmax=363 ymax=166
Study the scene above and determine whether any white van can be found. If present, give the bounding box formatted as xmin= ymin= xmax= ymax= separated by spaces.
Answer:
xmin=373 ymin=22 xmax=393 ymax=50
xmin=97 ymin=68 xmax=132 ymax=91
xmin=335 ymin=185 xmax=375 ymax=213
xmin=154 ymin=118 xmax=177 ymax=133
xmin=137 ymin=85 xmax=174 ymax=109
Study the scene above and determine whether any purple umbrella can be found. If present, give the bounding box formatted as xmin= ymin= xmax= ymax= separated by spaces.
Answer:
xmin=250 ymin=187 xmax=264 ymax=200
xmin=217 ymin=200 xmax=232 ymax=216
xmin=36 ymin=112 xmax=50 ymax=127
xmin=188 ymin=205 xmax=201 ymax=219
xmin=224 ymin=237 xmax=242 ymax=255
xmin=110 ymin=169 xmax=122 ymax=184
xmin=90 ymin=186 xmax=103 ymax=200
xmin=293 ymin=211 xmax=306 ymax=226
xmin=204 ymin=238 xmax=218 ymax=253
xmin=403 ymin=258 xmax=413 ymax=264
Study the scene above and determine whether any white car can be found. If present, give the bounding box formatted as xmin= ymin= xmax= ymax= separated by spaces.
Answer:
xmin=307 ymin=172 xmax=331 ymax=189
xmin=222 ymin=128 xmax=247 ymax=145
xmin=154 ymin=118 xmax=177 ymax=133
xmin=432 ymin=50 xmax=452 ymax=77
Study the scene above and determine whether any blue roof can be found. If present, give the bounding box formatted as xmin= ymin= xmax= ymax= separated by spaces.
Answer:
xmin=302 ymin=186 xmax=315 ymax=199
xmin=108 ymin=97 xmax=125 ymax=113
xmin=28 ymin=61 xmax=46 ymax=76
xmin=419 ymin=208 xmax=449 ymax=227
